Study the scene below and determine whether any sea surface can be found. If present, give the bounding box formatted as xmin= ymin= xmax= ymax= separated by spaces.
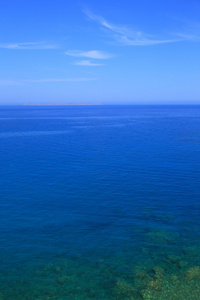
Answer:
xmin=0 ymin=105 xmax=200 ymax=299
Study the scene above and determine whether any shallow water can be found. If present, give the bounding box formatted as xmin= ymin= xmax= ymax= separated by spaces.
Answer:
xmin=0 ymin=105 xmax=200 ymax=299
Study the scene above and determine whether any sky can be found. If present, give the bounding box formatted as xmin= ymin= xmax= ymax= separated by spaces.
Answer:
xmin=0 ymin=0 xmax=200 ymax=105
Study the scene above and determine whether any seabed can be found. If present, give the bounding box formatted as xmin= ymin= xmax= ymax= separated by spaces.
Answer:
xmin=1 ymin=227 xmax=200 ymax=300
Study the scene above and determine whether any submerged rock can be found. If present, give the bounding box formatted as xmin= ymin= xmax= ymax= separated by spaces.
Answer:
xmin=56 ymin=275 xmax=69 ymax=285
xmin=185 ymin=266 xmax=200 ymax=281
xmin=134 ymin=272 xmax=152 ymax=288
xmin=152 ymin=266 xmax=165 ymax=279
xmin=165 ymin=255 xmax=188 ymax=269
xmin=114 ymin=279 xmax=141 ymax=299
xmin=147 ymin=230 xmax=173 ymax=245
xmin=147 ymin=279 xmax=162 ymax=291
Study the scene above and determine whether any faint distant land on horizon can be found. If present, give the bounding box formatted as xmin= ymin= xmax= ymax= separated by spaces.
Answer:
xmin=24 ymin=102 xmax=102 ymax=106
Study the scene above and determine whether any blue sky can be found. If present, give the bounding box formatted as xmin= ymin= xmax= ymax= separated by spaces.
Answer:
xmin=0 ymin=0 xmax=200 ymax=104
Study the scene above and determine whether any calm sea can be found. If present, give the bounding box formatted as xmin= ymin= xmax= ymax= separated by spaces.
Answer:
xmin=0 ymin=105 xmax=200 ymax=299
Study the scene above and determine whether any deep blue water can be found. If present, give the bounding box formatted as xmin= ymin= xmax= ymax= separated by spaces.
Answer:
xmin=0 ymin=105 xmax=200 ymax=299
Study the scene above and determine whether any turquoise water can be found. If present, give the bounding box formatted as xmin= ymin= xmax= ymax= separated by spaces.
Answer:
xmin=0 ymin=105 xmax=200 ymax=299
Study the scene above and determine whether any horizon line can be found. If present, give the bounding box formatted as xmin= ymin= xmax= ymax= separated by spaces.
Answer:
xmin=0 ymin=103 xmax=200 ymax=106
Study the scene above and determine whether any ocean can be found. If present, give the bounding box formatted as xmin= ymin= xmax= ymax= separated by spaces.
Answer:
xmin=0 ymin=105 xmax=200 ymax=299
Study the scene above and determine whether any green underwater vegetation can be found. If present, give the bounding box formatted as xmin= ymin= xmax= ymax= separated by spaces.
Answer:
xmin=1 ymin=227 xmax=200 ymax=300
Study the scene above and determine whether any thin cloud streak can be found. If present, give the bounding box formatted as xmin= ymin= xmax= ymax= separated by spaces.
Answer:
xmin=0 ymin=78 xmax=96 ymax=85
xmin=174 ymin=33 xmax=200 ymax=40
xmin=0 ymin=80 xmax=22 ymax=86
xmin=23 ymin=78 xmax=96 ymax=83
xmin=84 ymin=10 xmax=199 ymax=46
xmin=119 ymin=36 xmax=179 ymax=46
xmin=65 ymin=50 xmax=111 ymax=59
xmin=75 ymin=60 xmax=103 ymax=66
xmin=0 ymin=42 xmax=58 ymax=49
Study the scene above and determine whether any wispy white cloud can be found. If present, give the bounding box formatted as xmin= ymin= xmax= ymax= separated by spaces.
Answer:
xmin=84 ymin=10 xmax=199 ymax=46
xmin=0 ymin=42 xmax=58 ymax=49
xmin=118 ymin=35 xmax=178 ymax=46
xmin=75 ymin=60 xmax=103 ymax=66
xmin=65 ymin=50 xmax=111 ymax=59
